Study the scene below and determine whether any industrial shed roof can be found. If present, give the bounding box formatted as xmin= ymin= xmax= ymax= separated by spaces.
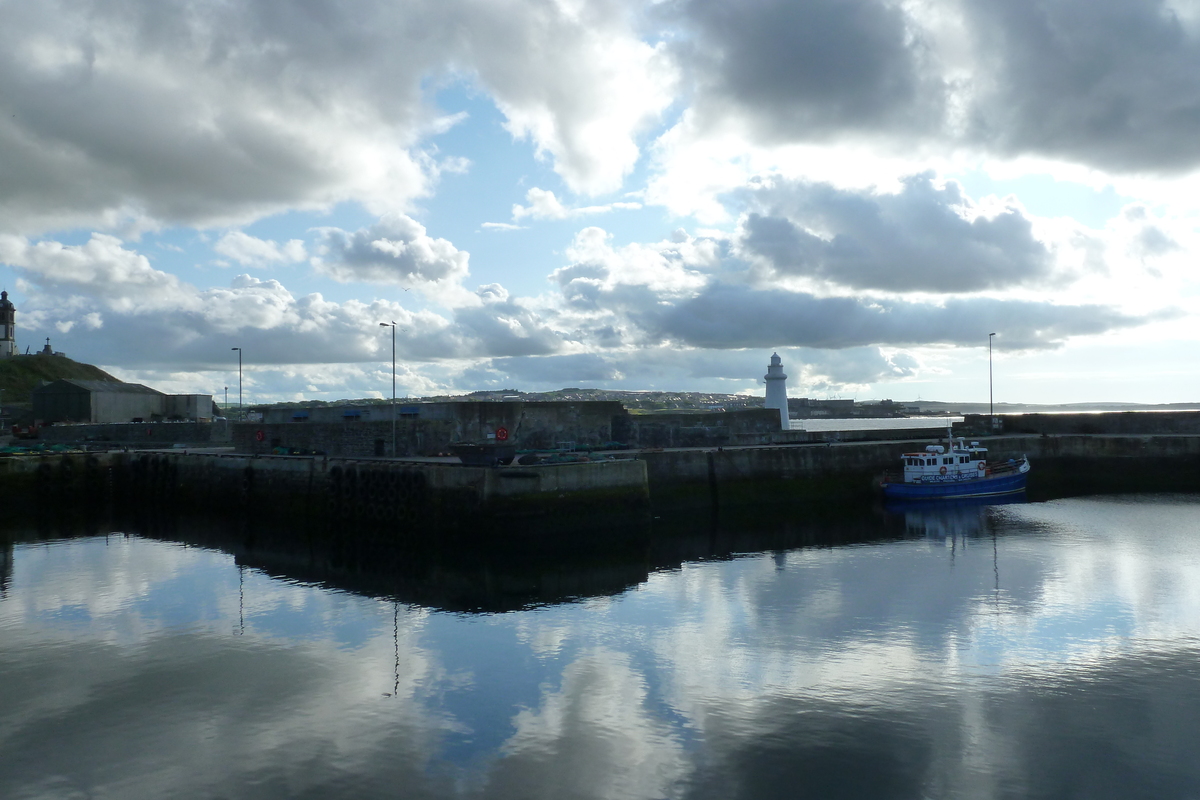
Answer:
xmin=33 ymin=379 xmax=164 ymax=395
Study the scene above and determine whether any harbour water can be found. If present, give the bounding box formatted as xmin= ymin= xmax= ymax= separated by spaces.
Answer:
xmin=3 ymin=495 xmax=1200 ymax=799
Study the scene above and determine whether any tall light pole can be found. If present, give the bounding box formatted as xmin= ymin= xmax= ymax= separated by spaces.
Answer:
xmin=379 ymin=322 xmax=396 ymax=457
xmin=231 ymin=347 xmax=242 ymax=421
xmin=988 ymin=333 xmax=996 ymax=421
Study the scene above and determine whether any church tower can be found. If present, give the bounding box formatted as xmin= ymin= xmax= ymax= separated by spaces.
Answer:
xmin=0 ymin=291 xmax=15 ymax=358
xmin=764 ymin=352 xmax=789 ymax=429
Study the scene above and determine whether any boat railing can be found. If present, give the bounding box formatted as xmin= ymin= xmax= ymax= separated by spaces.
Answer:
xmin=985 ymin=457 xmax=1026 ymax=476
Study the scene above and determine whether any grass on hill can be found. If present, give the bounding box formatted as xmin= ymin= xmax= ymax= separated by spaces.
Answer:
xmin=0 ymin=355 xmax=120 ymax=405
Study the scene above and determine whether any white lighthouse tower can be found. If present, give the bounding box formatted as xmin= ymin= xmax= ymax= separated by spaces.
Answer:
xmin=0 ymin=291 xmax=15 ymax=358
xmin=764 ymin=352 xmax=789 ymax=429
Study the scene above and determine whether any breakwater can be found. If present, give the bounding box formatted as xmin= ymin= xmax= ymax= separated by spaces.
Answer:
xmin=4 ymin=434 xmax=1200 ymax=538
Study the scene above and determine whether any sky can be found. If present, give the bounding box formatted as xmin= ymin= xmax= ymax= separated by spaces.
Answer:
xmin=2 ymin=0 xmax=1200 ymax=406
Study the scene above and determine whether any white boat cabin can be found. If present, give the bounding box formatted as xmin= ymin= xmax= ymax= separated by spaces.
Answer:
xmin=901 ymin=439 xmax=989 ymax=484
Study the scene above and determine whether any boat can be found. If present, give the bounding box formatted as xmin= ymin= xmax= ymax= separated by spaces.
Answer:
xmin=880 ymin=433 xmax=1030 ymax=500
xmin=449 ymin=442 xmax=517 ymax=467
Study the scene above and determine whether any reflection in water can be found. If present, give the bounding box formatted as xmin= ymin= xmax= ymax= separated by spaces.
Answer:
xmin=3 ymin=496 xmax=1200 ymax=799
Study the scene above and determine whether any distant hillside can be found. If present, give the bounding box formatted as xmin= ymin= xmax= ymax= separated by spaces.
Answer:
xmin=0 ymin=355 xmax=120 ymax=405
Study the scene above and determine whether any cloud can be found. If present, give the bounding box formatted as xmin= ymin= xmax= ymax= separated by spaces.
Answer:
xmin=452 ymin=298 xmax=567 ymax=358
xmin=3 ymin=232 xmax=567 ymax=372
xmin=961 ymin=0 xmax=1200 ymax=173
xmin=467 ymin=346 xmax=917 ymax=394
xmin=471 ymin=2 xmax=678 ymax=194
xmin=468 ymin=353 xmax=626 ymax=387
xmin=0 ymin=0 xmax=675 ymax=236
xmin=0 ymin=233 xmax=189 ymax=310
xmin=0 ymin=0 xmax=443 ymax=234
xmin=313 ymin=214 xmax=469 ymax=287
xmin=511 ymin=188 xmax=643 ymax=221
xmin=214 ymin=232 xmax=307 ymax=267
xmin=484 ymin=649 xmax=688 ymax=799
xmin=736 ymin=175 xmax=1055 ymax=292
xmin=672 ymin=0 xmax=947 ymax=143
xmin=642 ymin=283 xmax=1155 ymax=351
xmin=552 ymin=227 xmax=716 ymax=303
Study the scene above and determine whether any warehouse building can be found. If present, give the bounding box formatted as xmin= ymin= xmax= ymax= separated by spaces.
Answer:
xmin=32 ymin=380 xmax=214 ymax=424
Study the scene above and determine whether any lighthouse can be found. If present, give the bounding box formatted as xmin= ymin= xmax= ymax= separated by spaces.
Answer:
xmin=764 ymin=352 xmax=789 ymax=429
xmin=0 ymin=291 xmax=15 ymax=358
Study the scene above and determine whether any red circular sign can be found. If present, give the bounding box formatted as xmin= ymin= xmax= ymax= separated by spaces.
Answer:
xmin=255 ymin=430 xmax=266 ymax=442
xmin=495 ymin=426 xmax=509 ymax=441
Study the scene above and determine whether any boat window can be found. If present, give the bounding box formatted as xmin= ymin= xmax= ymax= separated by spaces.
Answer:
xmin=943 ymin=457 xmax=952 ymax=465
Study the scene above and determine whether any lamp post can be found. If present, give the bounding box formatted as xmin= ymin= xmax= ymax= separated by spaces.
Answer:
xmin=988 ymin=333 xmax=996 ymax=422
xmin=224 ymin=386 xmax=228 ymax=416
xmin=231 ymin=347 xmax=242 ymax=421
xmin=379 ymin=322 xmax=396 ymax=457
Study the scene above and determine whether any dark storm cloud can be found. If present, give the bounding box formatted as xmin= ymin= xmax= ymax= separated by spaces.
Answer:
xmin=673 ymin=0 xmax=945 ymax=140
xmin=639 ymin=283 xmax=1153 ymax=350
xmin=962 ymin=0 xmax=1200 ymax=172
xmin=738 ymin=175 xmax=1054 ymax=292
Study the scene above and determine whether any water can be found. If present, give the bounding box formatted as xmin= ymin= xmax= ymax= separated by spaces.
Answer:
xmin=3 ymin=496 xmax=1200 ymax=799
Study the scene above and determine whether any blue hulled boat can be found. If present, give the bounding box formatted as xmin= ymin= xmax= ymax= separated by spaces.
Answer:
xmin=880 ymin=437 xmax=1030 ymax=501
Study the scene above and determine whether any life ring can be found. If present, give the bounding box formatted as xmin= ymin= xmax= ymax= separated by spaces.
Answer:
xmin=977 ymin=462 xmax=986 ymax=471
xmin=939 ymin=466 xmax=947 ymax=475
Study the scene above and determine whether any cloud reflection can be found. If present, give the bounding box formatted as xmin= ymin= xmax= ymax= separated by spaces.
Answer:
xmin=3 ymin=496 xmax=1200 ymax=798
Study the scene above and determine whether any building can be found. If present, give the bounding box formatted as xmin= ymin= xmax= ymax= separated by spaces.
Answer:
xmin=0 ymin=291 xmax=15 ymax=358
xmin=32 ymin=379 xmax=214 ymax=424
xmin=763 ymin=352 xmax=790 ymax=429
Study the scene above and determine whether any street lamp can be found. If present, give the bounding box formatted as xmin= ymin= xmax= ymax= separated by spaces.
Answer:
xmin=231 ymin=347 xmax=242 ymax=421
xmin=988 ymin=333 xmax=996 ymax=422
xmin=224 ymin=386 xmax=228 ymax=416
xmin=379 ymin=322 xmax=396 ymax=457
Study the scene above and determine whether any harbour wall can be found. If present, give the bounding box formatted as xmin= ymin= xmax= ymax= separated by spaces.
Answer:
xmin=228 ymin=408 xmax=820 ymax=456
xmin=0 ymin=450 xmax=650 ymax=536
xmin=4 ymin=433 xmax=1199 ymax=537
xmin=967 ymin=410 xmax=1200 ymax=436
xmin=28 ymin=407 xmax=1200 ymax=457
xmin=643 ymin=433 xmax=1200 ymax=511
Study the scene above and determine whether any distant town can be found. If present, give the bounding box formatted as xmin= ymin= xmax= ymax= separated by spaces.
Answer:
xmin=253 ymin=388 xmax=910 ymax=418
xmin=246 ymin=389 xmax=1200 ymax=418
